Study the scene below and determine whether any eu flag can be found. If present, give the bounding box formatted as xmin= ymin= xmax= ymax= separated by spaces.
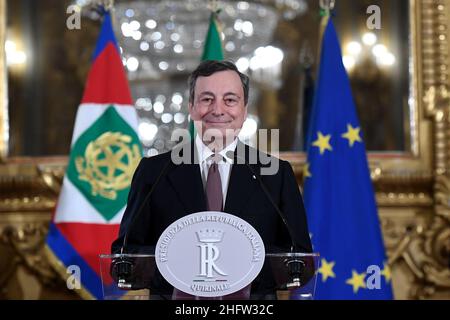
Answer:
xmin=303 ymin=19 xmax=393 ymax=299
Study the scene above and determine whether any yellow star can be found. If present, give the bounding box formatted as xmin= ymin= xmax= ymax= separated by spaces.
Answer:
xmin=346 ymin=270 xmax=366 ymax=293
xmin=318 ymin=258 xmax=336 ymax=282
xmin=303 ymin=162 xmax=312 ymax=179
xmin=312 ymin=132 xmax=333 ymax=155
xmin=381 ymin=263 xmax=391 ymax=283
xmin=341 ymin=124 xmax=362 ymax=147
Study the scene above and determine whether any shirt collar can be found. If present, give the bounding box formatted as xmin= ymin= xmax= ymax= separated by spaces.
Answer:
xmin=195 ymin=134 xmax=238 ymax=164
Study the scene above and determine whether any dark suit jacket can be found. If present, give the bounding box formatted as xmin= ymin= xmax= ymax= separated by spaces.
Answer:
xmin=112 ymin=141 xmax=312 ymax=296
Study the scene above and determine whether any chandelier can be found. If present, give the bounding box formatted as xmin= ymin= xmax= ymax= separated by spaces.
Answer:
xmin=78 ymin=0 xmax=309 ymax=155
xmin=113 ymin=0 xmax=308 ymax=79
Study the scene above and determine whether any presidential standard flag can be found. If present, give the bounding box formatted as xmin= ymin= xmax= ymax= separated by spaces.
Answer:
xmin=303 ymin=19 xmax=393 ymax=299
xmin=189 ymin=11 xmax=224 ymax=138
xmin=45 ymin=12 xmax=142 ymax=299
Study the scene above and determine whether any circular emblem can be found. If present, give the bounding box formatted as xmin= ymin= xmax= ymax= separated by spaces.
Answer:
xmin=155 ymin=211 xmax=265 ymax=298
xmin=75 ymin=132 xmax=141 ymax=200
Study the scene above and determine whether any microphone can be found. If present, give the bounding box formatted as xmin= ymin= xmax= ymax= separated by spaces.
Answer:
xmin=113 ymin=159 xmax=172 ymax=289
xmin=226 ymin=150 xmax=306 ymax=289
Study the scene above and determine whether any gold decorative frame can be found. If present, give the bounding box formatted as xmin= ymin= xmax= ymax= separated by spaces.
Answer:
xmin=0 ymin=0 xmax=6 ymax=159
xmin=0 ymin=0 xmax=449 ymax=299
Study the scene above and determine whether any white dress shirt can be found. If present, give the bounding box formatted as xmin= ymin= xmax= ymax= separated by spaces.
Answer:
xmin=195 ymin=135 xmax=237 ymax=207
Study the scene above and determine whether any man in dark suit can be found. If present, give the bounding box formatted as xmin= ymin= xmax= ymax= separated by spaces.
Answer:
xmin=112 ymin=60 xmax=312 ymax=298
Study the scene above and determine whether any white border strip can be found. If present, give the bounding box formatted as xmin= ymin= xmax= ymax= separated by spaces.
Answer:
xmin=71 ymin=103 xmax=140 ymax=147
xmin=54 ymin=176 xmax=125 ymax=224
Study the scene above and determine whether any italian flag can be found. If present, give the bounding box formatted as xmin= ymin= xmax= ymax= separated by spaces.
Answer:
xmin=45 ymin=12 xmax=142 ymax=299
xmin=189 ymin=10 xmax=224 ymax=138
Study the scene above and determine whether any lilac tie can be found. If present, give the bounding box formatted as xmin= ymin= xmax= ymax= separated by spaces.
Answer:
xmin=205 ymin=155 xmax=223 ymax=212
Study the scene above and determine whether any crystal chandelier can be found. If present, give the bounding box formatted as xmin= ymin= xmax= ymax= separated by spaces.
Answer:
xmin=77 ymin=0 xmax=309 ymax=155
xmin=114 ymin=0 xmax=283 ymax=79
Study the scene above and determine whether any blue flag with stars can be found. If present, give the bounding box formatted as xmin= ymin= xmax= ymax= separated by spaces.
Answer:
xmin=303 ymin=19 xmax=393 ymax=299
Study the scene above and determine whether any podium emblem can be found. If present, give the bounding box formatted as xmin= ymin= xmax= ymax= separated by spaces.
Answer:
xmin=155 ymin=211 xmax=265 ymax=297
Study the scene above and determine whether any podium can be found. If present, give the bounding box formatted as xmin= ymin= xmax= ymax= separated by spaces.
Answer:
xmin=99 ymin=252 xmax=319 ymax=300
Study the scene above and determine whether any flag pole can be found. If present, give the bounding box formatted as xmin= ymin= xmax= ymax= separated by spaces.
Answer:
xmin=92 ymin=0 xmax=114 ymax=11
xmin=207 ymin=0 xmax=222 ymax=26
xmin=202 ymin=0 xmax=224 ymax=61
xmin=318 ymin=0 xmax=335 ymax=58
xmin=102 ymin=0 xmax=116 ymax=32
xmin=91 ymin=0 xmax=116 ymax=28
xmin=319 ymin=0 xmax=335 ymax=31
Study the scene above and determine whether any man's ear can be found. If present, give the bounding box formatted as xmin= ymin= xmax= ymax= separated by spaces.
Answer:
xmin=188 ymin=102 xmax=197 ymax=120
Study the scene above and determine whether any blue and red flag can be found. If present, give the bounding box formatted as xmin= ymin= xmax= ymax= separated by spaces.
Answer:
xmin=45 ymin=11 xmax=142 ymax=299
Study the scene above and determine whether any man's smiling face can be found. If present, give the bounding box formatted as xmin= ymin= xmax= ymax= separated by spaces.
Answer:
xmin=189 ymin=70 xmax=247 ymax=145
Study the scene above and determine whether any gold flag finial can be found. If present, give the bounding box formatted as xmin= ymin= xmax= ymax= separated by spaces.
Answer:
xmin=318 ymin=0 xmax=336 ymax=58
xmin=319 ymin=0 xmax=336 ymax=14
xmin=92 ymin=0 xmax=114 ymax=11
xmin=207 ymin=0 xmax=220 ymax=14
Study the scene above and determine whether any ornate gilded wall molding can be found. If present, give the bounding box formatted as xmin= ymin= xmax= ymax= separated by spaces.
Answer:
xmin=0 ymin=211 xmax=63 ymax=298
xmin=0 ymin=0 xmax=7 ymax=160
xmin=0 ymin=159 xmax=67 ymax=298
xmin=387 ymin=0 xmax=450 ymax=298
xmin=0 ymin=160 xmax=65 ymax=212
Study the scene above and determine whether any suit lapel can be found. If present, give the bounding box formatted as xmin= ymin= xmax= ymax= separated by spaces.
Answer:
xmin=168 ymin=163 xmax=207 ymax=214
xmin=167 ymin=141 xmax=207 ymax=215
xmin=224 ymin=143 xmax=259 ymax=215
